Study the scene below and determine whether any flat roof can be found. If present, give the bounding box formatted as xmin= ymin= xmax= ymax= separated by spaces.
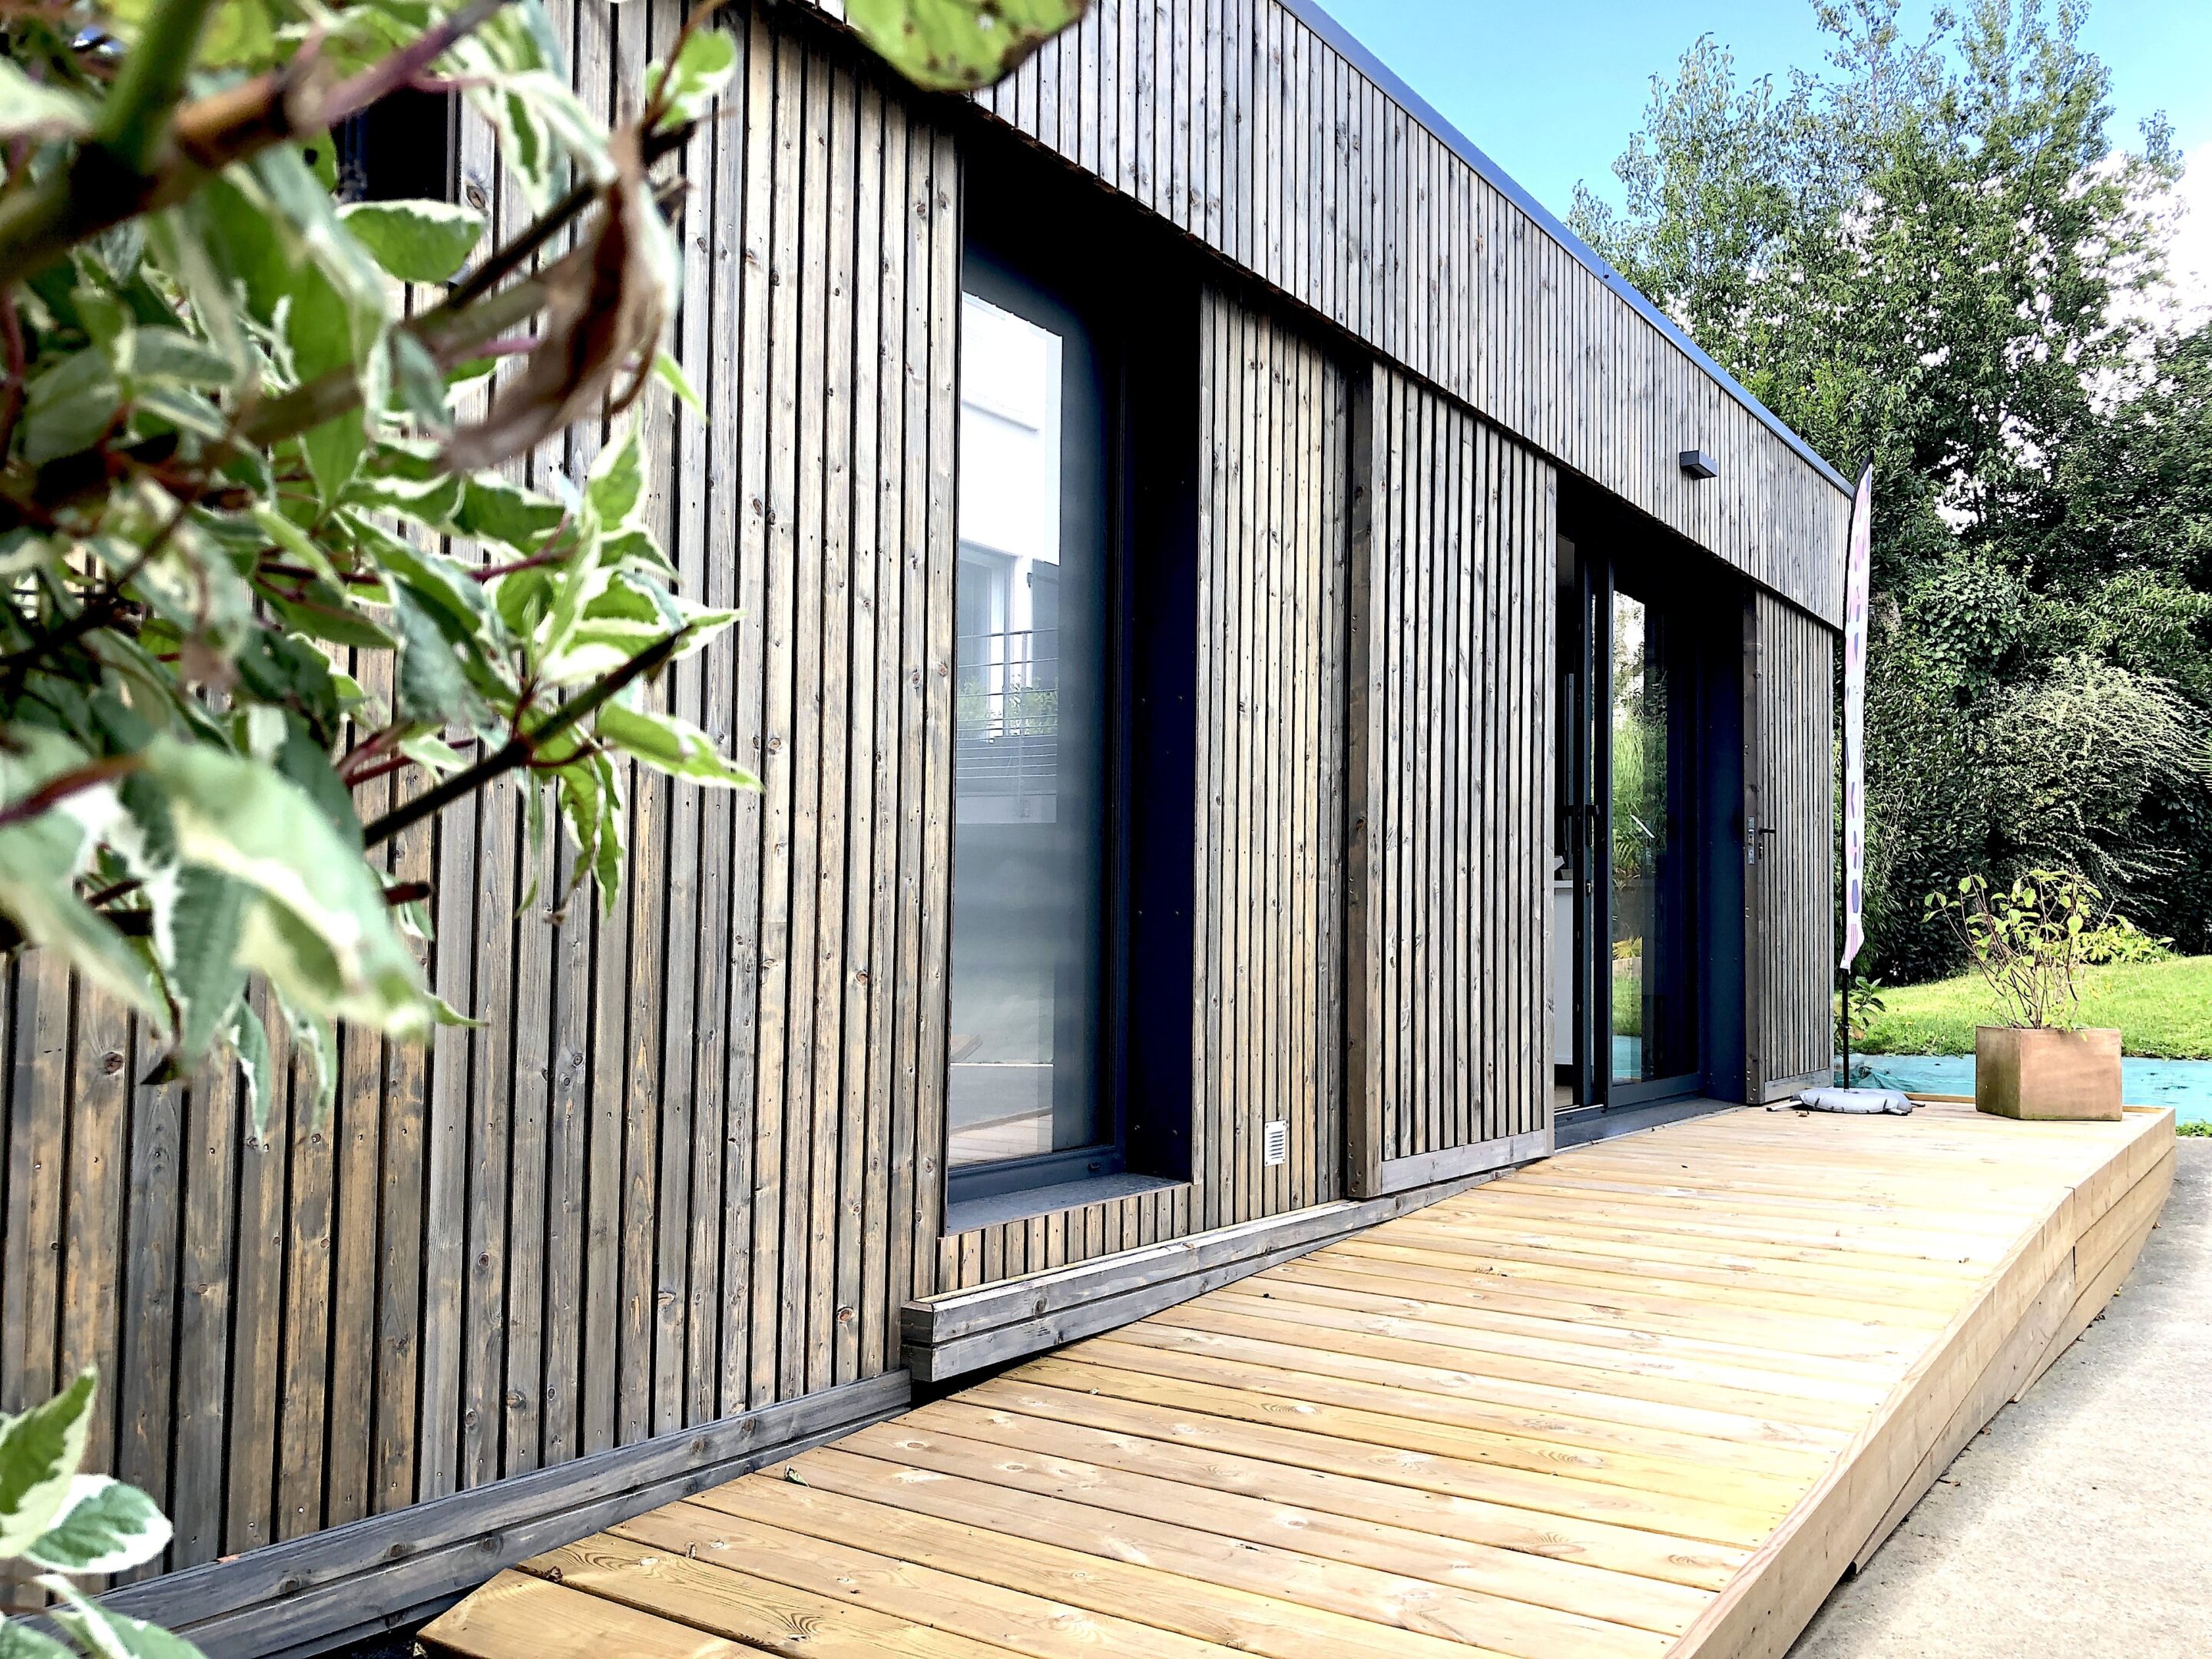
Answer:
xmin=1284 ymin=0 xmax=1855 ymax=497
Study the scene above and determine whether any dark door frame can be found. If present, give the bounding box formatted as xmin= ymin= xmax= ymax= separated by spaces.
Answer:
xmin=1557 ymin=513 xmax=1747 ymax=1118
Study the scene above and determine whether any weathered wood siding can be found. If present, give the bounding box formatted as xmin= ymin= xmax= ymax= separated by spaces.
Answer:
xmin=902 ymin=0 xmax=1851 ymax=621
xmin=1345 ymin=366 xmax=1555 ymax=1193
xmin=1747 ymin=591 xmax=1838 ymax=1098
xmin=2 ymin=0 xmax=962 ymax=1588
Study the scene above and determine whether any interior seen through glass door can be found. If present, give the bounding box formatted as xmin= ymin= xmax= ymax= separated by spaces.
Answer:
xmin=947 ymin=288 xmax=1110 ymax=1173
xmin=1609 ymin=586 xmax=1697 ymax=1088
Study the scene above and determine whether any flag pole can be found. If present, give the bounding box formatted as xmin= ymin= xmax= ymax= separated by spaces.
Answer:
xmin=1839 ymin=455 xmax=1876 ymax=1087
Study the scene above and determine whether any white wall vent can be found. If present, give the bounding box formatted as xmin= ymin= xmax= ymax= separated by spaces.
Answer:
xmin=1263 ymin=1121 xmax=1290 ymax=1167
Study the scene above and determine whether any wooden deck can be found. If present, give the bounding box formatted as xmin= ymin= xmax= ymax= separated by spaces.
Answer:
xmin=422 ymin=1102 xmax=2175 ymax=1659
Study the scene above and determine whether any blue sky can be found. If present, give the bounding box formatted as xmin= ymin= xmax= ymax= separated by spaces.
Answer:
xmin=1315 ymin=0 xmax=2212 ymax=222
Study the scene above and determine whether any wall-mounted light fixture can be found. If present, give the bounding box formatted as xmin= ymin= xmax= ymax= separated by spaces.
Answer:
xmin=1679 ymin=449 xmax=1719 ymax=479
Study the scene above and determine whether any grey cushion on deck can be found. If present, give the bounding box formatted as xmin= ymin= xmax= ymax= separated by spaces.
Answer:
xmin=1776 ymin=1087 xmax=1916 ymax=1114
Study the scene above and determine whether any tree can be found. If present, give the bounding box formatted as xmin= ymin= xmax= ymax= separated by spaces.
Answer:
xmin=0 ymin=0 xmax=1082 ymax=1648
xmin=1571 ymin=0 xmax=2212 ymax=975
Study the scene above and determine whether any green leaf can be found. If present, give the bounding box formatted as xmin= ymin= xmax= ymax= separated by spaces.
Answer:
xmin=591 ymin=753 xmax=624 ymax=906
xmin=652 ymin=349 xmax=704 ymax=418
xmin=274 ymin=985 xmax=338 ymax=1116
xmin=349 ymin=515 xmax=502 ymax=643
xmin=644 ymin=27 xmax=738 ymax=129
xmin=389 ymin=332 xmax=453 ymax=432
xmin=273 ymin=719 xmax=361 ymax=851
xmin=0 ymin=1373 xmax=97 ymax=1558
xmin=584 ymin=421 xmax=644 ymax=530
xmin=290 ymin=271 xmax=369 ymax=507
xmin=0 ymin=59 xmax=91 ymax=142
xmin=124 ymin=329 xmax=237 ymax=389
xmin=0 ymin=1616 xmax=76 ymax=1659
xmin=25 ymin=1477 xmax=172 ymax=1575
xmin=249 ymin=504 xmax=339 ymax=584
xmin=221 ymin=994 xmax=273 ymax=1132
xmin=263 ymin=583 xmax=401 ymax=653
xmin=392 ymin=585 xmax=490 ymax=729
xmin=601 ymin=525 xmax=676 ymax=578
xmin=187 ymin=0 xmax=281 ymax=69
xmin=339 ymin=200 xmax=486 ymax=285
xmin=457 ymin=473 xmax=565 ymax=552
xmin=137 ymin=738 xmax=432 ymax=1038
xmin=21 ymin=350 xmax=121 ymax=465
xmin=133 ymin=386 xmax=229 ymax=443
xmin=0 ymin=733 xmax=161 ymax=1021
xmin=41 ymin=1574 xmax=207 ymax=1659
xmin=846 ymin=0 xmax=1086 ymax=92
xmin=595 ymin=702 xmax=760 ymax=790
xmin=157 ymin=869 xmax=250 ymax=1072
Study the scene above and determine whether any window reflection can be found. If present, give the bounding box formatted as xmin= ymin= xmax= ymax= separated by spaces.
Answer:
xmin=947 ymin=293 xmax=1107 ymax=1171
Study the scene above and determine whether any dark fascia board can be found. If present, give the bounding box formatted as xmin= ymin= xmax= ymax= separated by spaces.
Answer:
xmin=1280 ymin=0 xmax=1856 ymax=499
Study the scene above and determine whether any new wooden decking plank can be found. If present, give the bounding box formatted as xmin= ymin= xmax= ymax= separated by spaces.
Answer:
xmin=1376 ymin=1212 xmax=1983 ymax=1299
xmin=1134 ymin=1303 xmax=1873 ymax=1435
xmin=783 ymin=1440 xmax=1677 ymax=1659
xmin=863 ymin=1407 xmax=1717 ymax=1633
xmin=1029 ymin=1353 xmax=1796 ymax=1544
xmin=518 ymin=1535 xmax=1023 ymax=1659
xmin=613 ymin=1501 xmax=1253 ymax=1659
xmin=1659 ymin=1112 xmax=2167 ymax=1659
xmin=423 ymin=1104 xmax=2174 ymax=1659
xmin=1007 ymin=1350 xmax=1835 ymax=1485
xmin=1197 ymin=1285 xmax=1896 ymax=1406
xmin=1404 ymin=1188 xmax=2017 ymax=1266
xmin=1289 ymin=1249 xmax=1925 ymax=1364
xmin=690 ymin=1474 xmax=1532 ymax=1659
xmin=1491 ymin=1175 xmax=2028 ymax=1237
xmin=426 ymin=1571 xmax=753 ymax=1659
xmin=1250 ymin=1262 xmax=1912 ymax=1384
xmin=952 ymin=1376 xmax=1756 ymax=1590
xmin=1327 ymin=1236 xmax=1956 ymax=1326
xmin=1066 ymin=1326 xmax=1849 ymax=1462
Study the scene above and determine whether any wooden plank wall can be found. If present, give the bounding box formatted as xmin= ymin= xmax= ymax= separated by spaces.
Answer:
xmin=0 ymin=0 xmax=1845 ymax=1615
xmin=932 ymin=288 xmax=1352 ymax=1290
xmin=1345 ymin=366 xmax=1555 ymax=1186
xmin=1749 ymin=591 xmax=1838 ymax=1098
xmin=0 ymin=0 xmax=963 ymax=1590
xmin=906 ymin=0 xmax=1853 ymax=621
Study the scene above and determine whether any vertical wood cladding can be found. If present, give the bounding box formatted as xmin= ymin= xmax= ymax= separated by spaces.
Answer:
xmin=934 ymin=0 xmax=1853 ymax=621
xmin=1749 ymin=592 xmax=1839 ymax=1098
xmin=1196 ymin=293 xmax=1351 ymax=1233
xmin=0 ymin=0 xmax=1843 ymax=1612
xmin=932 ymin=288 xmax=1352 ymax=1290
xmin=1345 ymin=367 xmax=1556 ymax=1188
xmin=1 ymin=1 xmax=961 ymax=1582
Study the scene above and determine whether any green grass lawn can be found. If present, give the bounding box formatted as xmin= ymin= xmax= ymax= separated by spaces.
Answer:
xmin=1856 ymin=955 xmax=2212 ymax=1060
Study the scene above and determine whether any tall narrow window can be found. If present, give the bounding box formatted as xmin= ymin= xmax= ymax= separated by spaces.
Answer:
xmin=947 ymin=283 xmax=1111 ymax=1183
xmin=1609 ymin=585 xmax=1699 ymax=1091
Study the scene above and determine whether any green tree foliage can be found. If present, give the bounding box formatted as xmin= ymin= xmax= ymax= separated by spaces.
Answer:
xmin=1571 ymin=0 xmax=2212 ymax=979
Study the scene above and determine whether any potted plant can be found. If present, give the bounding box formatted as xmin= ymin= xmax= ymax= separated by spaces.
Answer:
xmin=1922 ymin=869 xmax=2124 ymax=1121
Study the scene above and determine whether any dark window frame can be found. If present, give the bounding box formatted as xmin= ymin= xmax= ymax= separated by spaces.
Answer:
xmin=944 ymin=144 xmax=1200 ymax=1213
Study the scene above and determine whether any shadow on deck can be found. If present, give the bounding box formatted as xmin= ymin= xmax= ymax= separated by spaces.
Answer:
xmin=421 ymin=1101 xmax=2176 ymax=1659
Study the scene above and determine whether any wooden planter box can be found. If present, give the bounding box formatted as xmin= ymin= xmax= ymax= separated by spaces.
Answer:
xmin=1975 ymin=1025 xmax=2123 ymax=1121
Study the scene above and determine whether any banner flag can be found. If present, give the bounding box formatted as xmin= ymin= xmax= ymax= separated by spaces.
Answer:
xmin=1840 ymin=464 xmax=1873 ymax=971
